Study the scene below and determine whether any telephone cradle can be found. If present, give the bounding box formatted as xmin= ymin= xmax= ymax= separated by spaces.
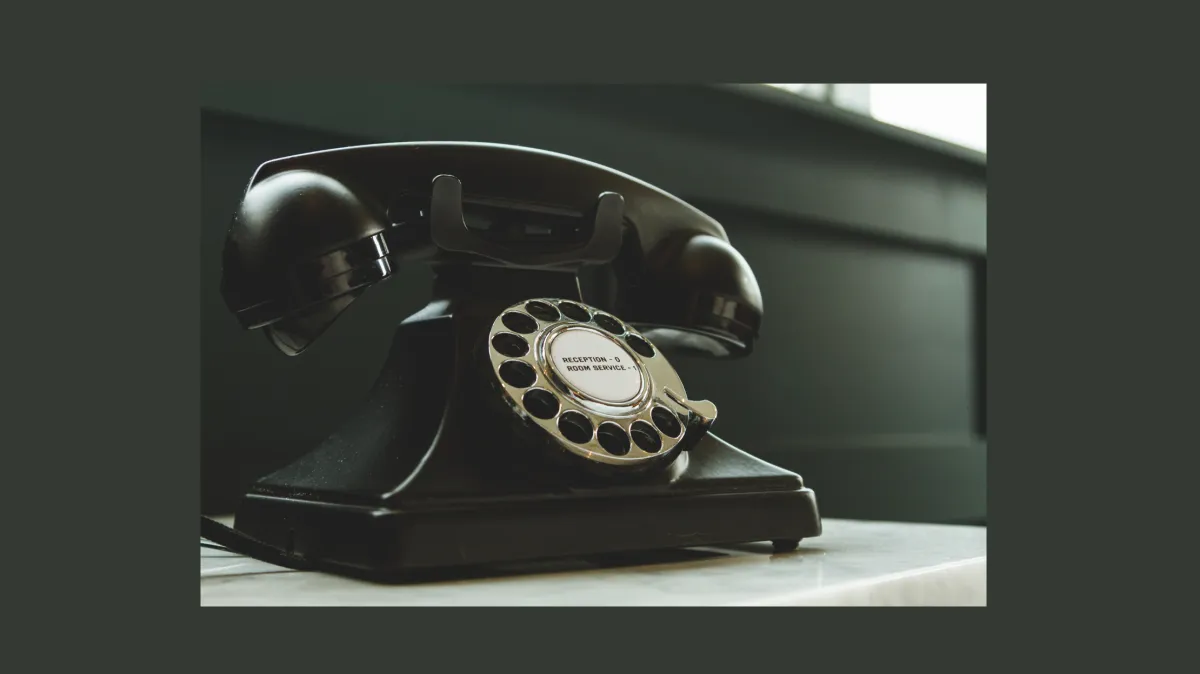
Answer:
xmin=206 ymin=142 xmax=822 ymax=580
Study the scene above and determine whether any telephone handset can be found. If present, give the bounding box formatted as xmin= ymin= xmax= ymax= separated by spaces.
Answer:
xmin=205 ymin=142 xmax=820 ymax=579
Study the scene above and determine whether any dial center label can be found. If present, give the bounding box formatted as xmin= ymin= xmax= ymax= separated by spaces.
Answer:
xmin=548 ymin=327 xmax=642 ymax=403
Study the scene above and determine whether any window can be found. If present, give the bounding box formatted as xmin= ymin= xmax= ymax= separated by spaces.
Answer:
xmin=762 ymin=84 xmax=987 ymax=154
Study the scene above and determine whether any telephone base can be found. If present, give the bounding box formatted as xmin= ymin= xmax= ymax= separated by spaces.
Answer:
xmin=229 ymin=278 xmax=821 ymax=581
xmin=233 ymin=441 xmax=821 ymax=580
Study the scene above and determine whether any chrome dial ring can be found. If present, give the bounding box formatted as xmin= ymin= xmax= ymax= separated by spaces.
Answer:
xmin=485 ymin=298 xmax=705 ymax=468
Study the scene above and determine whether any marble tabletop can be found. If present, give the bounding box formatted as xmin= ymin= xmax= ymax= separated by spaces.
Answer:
xmin=201 ymin=518 xmax=986 ymax=606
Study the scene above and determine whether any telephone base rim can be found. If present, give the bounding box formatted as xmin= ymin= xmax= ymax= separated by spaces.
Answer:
xmin=232 ymin=485 xmax=821 ymax=580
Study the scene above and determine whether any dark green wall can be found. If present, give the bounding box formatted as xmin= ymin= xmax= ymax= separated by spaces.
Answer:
xmin=200 ymin=85 xmax=987 ymax=523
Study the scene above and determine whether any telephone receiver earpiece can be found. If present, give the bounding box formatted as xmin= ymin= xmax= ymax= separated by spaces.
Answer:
xmin=221 ymin=169 xmax=394 ymax=355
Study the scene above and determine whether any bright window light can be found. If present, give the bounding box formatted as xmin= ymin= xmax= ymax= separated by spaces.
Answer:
xmin=755 ymin=83 xmax=987 ymax=154
xmin=763 ymin=83 xmax=829 ymax=99
xmin=868 ymin=84 xmax=987 ymax=153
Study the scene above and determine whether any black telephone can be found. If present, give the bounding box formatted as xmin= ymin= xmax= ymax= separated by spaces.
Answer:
xmin=204 ymin=142 xmax=821 ymax=580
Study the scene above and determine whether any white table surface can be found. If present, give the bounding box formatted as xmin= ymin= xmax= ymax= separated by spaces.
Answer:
xmin=201 ymin=517 xmax=986 ymax=606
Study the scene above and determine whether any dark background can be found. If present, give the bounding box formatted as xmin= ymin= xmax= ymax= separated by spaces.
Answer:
xmin=200 ymin=84 xmax=986 ymax=524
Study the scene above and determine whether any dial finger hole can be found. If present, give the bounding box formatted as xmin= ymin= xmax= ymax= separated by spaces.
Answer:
xmin=522 ymin=389 xmax=560 ymax=420
xmin=651 ymin=406 xmax=684 ymax=438
xmin=491 ymin=332 xmax=529 ymax=358
xmin=596 ymin=422 xmax=631 ymax=456
xmin=557 ymin=301 xmax=591 ymax=322
xmin=558 ymin=411 xmax=594 ymax=444
xmin=630 ymin=420 xmax=663 ymax=453
xmin=501 ymin=311 xmax=538 ymax=334
xmin=593 ymin=313 xmax=624 ymax=335
xmin=625 ymin=334 xmax=656 ymax=358
xmin=498 ymin=360 xmax=537 ymax=388
xmin=524 ymin=301 xmax=560 ymax=322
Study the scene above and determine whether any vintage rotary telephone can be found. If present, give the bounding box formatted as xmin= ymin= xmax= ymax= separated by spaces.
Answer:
xmin=202 ymin=142 xmax=821 ymax=580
